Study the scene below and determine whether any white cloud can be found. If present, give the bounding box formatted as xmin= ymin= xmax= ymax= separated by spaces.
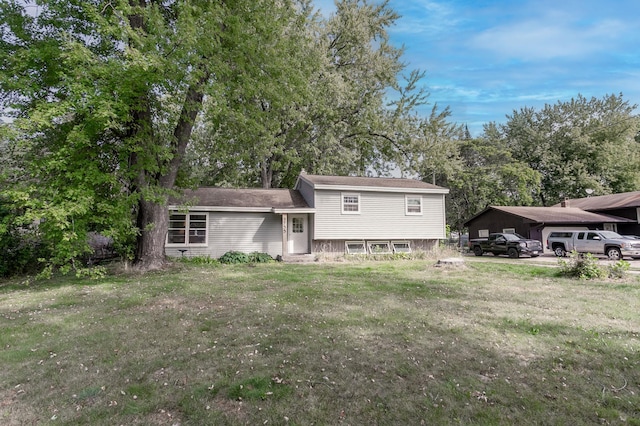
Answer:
xmin=471 ymin=14 xmax=627 ymax=61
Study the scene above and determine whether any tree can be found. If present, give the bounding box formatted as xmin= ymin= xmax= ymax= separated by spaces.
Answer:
xmin=443 ymin=124 xmax=541 ymax=232
xmin=0 ymin=0 xmax=306 ymax=271
xmin=502 ymin=94 xmax=640 ymax=205
xmin=185 ymin=0 xmax=428 ymax=188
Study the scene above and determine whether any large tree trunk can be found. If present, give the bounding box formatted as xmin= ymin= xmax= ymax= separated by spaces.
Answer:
xmin=134 ymin=198 xmax=169 ymax=271
xmin=132 ymin=74 xmax=208 ymax=271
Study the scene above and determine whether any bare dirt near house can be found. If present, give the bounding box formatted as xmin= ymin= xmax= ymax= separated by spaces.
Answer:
xmin=1 ymin=259 xmax=639 ymax=425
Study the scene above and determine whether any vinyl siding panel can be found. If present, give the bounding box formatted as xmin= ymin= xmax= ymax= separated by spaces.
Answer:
xmin=297 ymin=178 xmax=315 ymax=207
xmin=165 ymin=212 xmax=282 ymax=259
xmin=313 ymin=190 xmax=446 ymax=240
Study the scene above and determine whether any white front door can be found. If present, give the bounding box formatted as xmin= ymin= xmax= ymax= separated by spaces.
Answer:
xmin=288 ymin=215 xmax=309 ymax=254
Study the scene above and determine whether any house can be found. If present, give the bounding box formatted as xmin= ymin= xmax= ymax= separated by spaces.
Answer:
xmin=166 ymin=172 xmax=449 ymax=259
xmin=552 ymin=191 xmax=640 ymax=236
xmin=464 ymin=205 xmax=635 ymax=252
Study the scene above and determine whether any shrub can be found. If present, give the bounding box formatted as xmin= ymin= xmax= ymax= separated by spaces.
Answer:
xmin=219 ymin=251 xmax=273 ymax=264
xmin=219 ymin=251 xmax=250 ymax=264
xmin=248 ymin=252 xmax=274 ymax=263
xmin=557 ymin=251 xmax=605 ymax=280
xmin=607 ymin=260 xmax=630 ymax=279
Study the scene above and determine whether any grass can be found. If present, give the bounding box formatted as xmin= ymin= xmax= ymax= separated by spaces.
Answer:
xmin=1 ymin=258 xmax=639 ymax=425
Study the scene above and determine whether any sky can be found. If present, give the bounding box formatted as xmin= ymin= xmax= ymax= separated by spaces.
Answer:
xmin=315 ymin=0 xmax=640 ymax=137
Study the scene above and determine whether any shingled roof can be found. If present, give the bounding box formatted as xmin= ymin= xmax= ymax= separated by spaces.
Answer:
xmin=553 ymin=191 xmax=640 ymax=211
xmin=465 ymin=206 xmax=634 ymax=226
xmin=169 ymin=188 xmax=310 ymax=210
xmin=297 ymin=173 xmax=448 ymax=192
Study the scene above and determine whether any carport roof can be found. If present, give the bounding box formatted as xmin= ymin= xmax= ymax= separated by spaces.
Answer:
xmin=465 ymin=206 xmax=634 ymax=226
xmin=553 ymin=191 xmax=640 ymax=211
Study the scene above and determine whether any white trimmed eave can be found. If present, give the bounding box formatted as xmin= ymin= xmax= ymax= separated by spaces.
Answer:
xmin=169 ymin=205 xmax=272 ymax=213
xmin=272 ymin=208 xmax=316 ymax=214
xmin=311 ymin=184 xmax=449 ymax=194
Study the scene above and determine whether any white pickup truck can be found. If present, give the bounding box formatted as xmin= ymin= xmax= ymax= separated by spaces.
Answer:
xmin=546 ymin=230 xmax=640 ymax=260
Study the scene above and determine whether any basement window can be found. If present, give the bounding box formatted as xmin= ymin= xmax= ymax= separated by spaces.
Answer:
xmin=368 ymin=241 xmax=392 ymax=254
xmin=345 ymin=241 xmax=366 ymax=254
xmin=392 ymin=241 xmax=412 ymax=253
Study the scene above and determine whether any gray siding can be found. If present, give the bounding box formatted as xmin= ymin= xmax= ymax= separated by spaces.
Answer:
xmin=297 ymin=179 xmax=315 ymax=207
xmin=165 ymin=212 xmax=282 ymax=259
xmin=313 ymin=190 xmax=446 ymax=240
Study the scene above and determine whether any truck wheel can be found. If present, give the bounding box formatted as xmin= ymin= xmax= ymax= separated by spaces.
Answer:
xmin=473 ymin=246 xmax=483 ymax=256
xmin=507 ymin=247 xmax=519 ymax=258
xmin=553 ymin=245 xmax=566 ymax=257
xmin=606 ymin=247 xmax=622 ymax=261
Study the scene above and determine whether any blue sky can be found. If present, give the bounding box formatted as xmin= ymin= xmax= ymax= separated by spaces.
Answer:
xmin=315 ymin=0 xmax=640 ymax=137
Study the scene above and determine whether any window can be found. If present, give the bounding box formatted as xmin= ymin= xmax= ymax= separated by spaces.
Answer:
xmin=345 ymin=241 xmax=366 ymax=254
xmin=368 ymin=241 xmax=391 ymax=254
xmin=478 ymin=229 xmax=489 ymax=238
xmin=342 ymin=193 xmax=360 ymax=214
xmin=405 ymin=196 xmax=422 ymax=215
xmin=392 ymin=241 xmax=411 ymax=253
xmin=503 ymin=228 xmax=515 ymax=234
xmin=292 ymin=217 xmax=304 ymax=233
xmin=167 ymin=212 xmax=208 ymax=246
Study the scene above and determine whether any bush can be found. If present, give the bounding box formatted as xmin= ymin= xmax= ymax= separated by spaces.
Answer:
xmin=248 ymin=252 xmax=274 ymax=263
xmin=0 ymin=226 xmax=50 ymax=277
xmin=607 ymin=260 xmax=630 ymax=279
xmin=219 ymin=251 xmax=273 ymax=264
xmin=557 ymin=251 xmax=605 ymax=280
xmin=219 ymin=251 xmax=250 ymax=264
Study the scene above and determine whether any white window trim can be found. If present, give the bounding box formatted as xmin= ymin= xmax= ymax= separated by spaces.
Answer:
xmin=405 ymin=195 xmax=423 ymax=215
xmin=392 ymin=241 xmax=412 ymax=253
xmin=478 ymin=229 xmax=489 ymax=238
xmin=367 ymin=241 xmax=392 ymax=254
xmin=341 ymin=192 xmax=360 ymax=214
xmin=345 ymin=241 xmax=366 ymax=254
xmin=166 ymin=212 xmax=209 ymax=247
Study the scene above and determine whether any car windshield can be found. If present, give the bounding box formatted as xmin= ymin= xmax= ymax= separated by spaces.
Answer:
xmin=598 ymin=231 xmax=623 ymax=239
xmin=503 ymin=233 xmax=525 ymax=241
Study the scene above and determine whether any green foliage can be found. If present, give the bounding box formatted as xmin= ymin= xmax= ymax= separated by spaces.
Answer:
xmin=248 ymin=252 xmax=274 ymax=263
xmin=219 ymin=251 xmax=273 ymax=264
xmin=607 ymin=260 xmax=630 ymax=279
xmin=0 ymin=203 xmax=50 ymax=277
xmin=219 ymin=251 xmax=250 ymax=264
xmin=557 ymin=251 xmax=605 ymax=280
xmin=175 ymin=255 xmax=220 ymax=266
xmin=500 ymin=93 xmax=640 ymax=205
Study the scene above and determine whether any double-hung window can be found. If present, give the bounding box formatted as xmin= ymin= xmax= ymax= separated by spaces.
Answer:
xmin=167 ymin=212 xmax=208 ymax=246
xmin=405 ymin=195 xmax=422 ymax=215
xmin=342 ymin=193 xmax=360 ymax=214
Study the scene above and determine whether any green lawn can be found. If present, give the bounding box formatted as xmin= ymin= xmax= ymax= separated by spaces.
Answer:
xmin=1 ymin=259 xmax=639 ymax=425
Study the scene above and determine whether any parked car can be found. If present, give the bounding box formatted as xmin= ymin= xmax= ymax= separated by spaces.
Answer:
xmin=469 ymin=233 xmax=542 ymax=258
xmin=546 ymin=230 xmax=640 ymax=260
xmin=621 ymin=235 xmax=640 ymax=240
